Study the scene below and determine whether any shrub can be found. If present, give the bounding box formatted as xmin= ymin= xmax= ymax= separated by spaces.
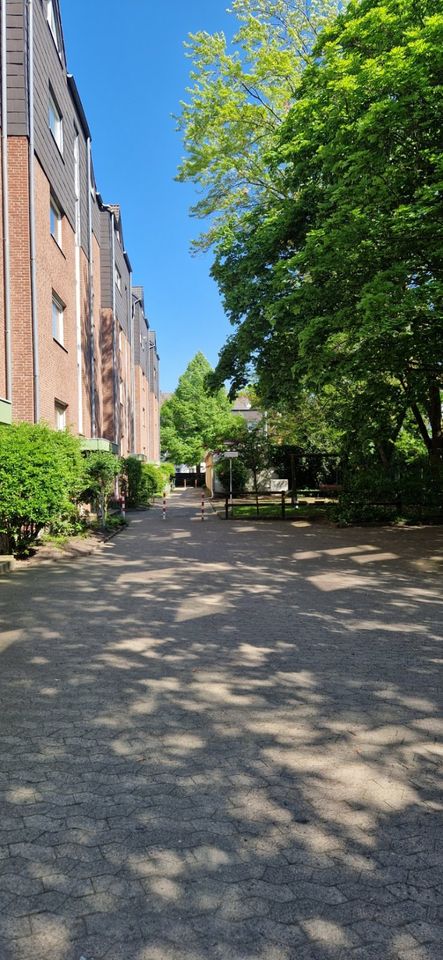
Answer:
xmin=141 ymin=463 xmax=170 ymax=496
xmin=0 ymin=423 xmax=84 ymax=554
xmin=123 ymin=456 xmax=142 ymax=507
xmin=215 ymin=458 xmax=249 ymax=494
xmin=81 ymin=451 xmax=121 ymax=528
xmin=336 ymin=460 xmax=443 ymax=524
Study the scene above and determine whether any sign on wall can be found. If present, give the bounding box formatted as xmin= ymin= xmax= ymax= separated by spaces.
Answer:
xmin=270 ymin=479 xmax=289 ymax=492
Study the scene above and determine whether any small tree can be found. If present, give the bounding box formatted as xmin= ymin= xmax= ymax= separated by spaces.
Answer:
xmin=215 ymin=457 xmax=249 ymax=495
xmin=82 ymin=452 xmax=121 ymax=528
xmin=0 ymin=423 xmax=84 ymax=554
xmin=160 ymin=353 xmax=239 ymax=470
xmin=237 ymin=424 xmax=273 ymax=516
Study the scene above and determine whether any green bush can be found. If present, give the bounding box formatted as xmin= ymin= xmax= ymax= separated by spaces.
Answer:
xmin=81 ymin=451 xmax=121 ymax=528
xmin=48 ymin=505 xmax=86 ymax=538
xmin=336 ymin=460 xmax=443 ymax=524
xmin=215 ymin=458 xmax=249 ymax=494
xmin=123 ymin=456 xmax=143 ymax=507
xmin=142 ymin=463 xmax=171 ymax=496
xmin=0 ymin=423 xmax=84 ymax=554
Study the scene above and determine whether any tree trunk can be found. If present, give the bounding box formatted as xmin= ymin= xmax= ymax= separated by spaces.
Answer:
xmin=428 ymin=381 xmax=442 ymax=470
xmin=410 ymin=381 xmax=442 ymax=469
xmin=253 ymin=470 xmax=259 ymax=517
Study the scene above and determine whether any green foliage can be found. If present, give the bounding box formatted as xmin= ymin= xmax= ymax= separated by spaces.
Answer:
xmin=336 ymin=459 xmax=443 ymax=524
xmin=215 ymin=457 xmax=249 ymax=494
xmin=177 ymin=0 xmax=340 ymax=251
xmin=123 ymin=457 xmax=144 ymax=507
xmin=48 ymin=506 xmax=86 ymax=539
xmin=82 ymin=451 xmax=121 ymax=528
xmin=0 ymin=423 xmax=84 ymax=554
xmin=161 ymin=353 xmax=240 ymax=466
xmin=206 ymin=0 xmax=442 ymax=465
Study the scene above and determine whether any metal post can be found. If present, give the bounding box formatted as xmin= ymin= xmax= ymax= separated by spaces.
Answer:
xmin=162 ymin=492 xmax=166 ymax=521
xmin=281 ymin=491 xmax=286 ymax=520
xmin=121 ymin=489 xmax=126 ymax=519
xmin=225 ymin=497 xmax=229 ymax=520
xmin=201 ymin=492 xmax=205 ymax=521
xmin=230 ymin=458 xmax=233 ymax=518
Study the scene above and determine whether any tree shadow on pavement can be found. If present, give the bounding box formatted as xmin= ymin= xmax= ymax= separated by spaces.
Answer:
xmin=0 ymin=495 xmax=442 ymax=960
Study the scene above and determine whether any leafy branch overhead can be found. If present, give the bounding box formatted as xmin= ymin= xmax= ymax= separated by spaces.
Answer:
xmin=178 ymin=0 xmax=443 ymax=466
xmin=176 ymin=0 xmax=340 ymax=251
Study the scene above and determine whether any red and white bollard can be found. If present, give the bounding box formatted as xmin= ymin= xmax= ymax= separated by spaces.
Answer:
xmin=201 ymin=491 xmax=205 ymax=521
xmin=121 ymin=490 xmax=126 ymax=520
xmin=162 ymin=491 xmax=166 ymax=521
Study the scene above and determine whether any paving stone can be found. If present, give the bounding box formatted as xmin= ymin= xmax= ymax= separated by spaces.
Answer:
xmin=0 ymin=491 xmax=441 ymax=960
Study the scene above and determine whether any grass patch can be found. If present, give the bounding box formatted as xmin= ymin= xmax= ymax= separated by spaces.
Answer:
xmin=229 ymin=502 xmax=336 ymax=521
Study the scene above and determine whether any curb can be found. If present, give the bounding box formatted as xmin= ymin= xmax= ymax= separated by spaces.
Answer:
xmin=0 ymin=555 xmax=15 ymax=575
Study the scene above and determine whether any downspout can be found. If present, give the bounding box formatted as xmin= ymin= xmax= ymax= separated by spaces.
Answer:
xmin=129 ymin=275 xmax=135 ymax=453
xmin=27 ymin=0 xmax=39 ymax=421
xmin=110 ymin=212 xmax=118 ymax=448
xmin=74 ymin=134 xmax=83 ymax=434
xmin=87 ymin=138 xmax=96 ymax=436
xmin=1 ymin=0 xmax=12 ymax=402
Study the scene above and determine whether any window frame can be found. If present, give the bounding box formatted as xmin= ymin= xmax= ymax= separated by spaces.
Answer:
xmin=50 ymin=195 xmax=63 ymax=248
xmin=115 ymin=267 xmax=122 ymax=292
xmin=48 ymin=90 xmax=63 ymax=154
xmin=54 ymin=401 xmax=67 ymax=431
xmin=52 ymin=293 xmax=65 ymax=346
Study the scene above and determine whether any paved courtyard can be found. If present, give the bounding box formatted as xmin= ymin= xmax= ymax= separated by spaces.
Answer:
xmin=0 ymin=490 xmax=442 ymax=960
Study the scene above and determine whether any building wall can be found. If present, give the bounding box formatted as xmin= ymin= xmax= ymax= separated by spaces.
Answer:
xmin=33 ymin=0 xmax=77 ymax=241
xmin=8 ymin=136 xmax=34 ymax=422
xmin=0 ymin=0 xmax=160 ymax=450
xmin=6 ymin=0 xmax=28 ymax=137
xmin=34 ymin=155 xmax=78 ymax=429
xmin=0 ymin=136 xmax=6 ymax=400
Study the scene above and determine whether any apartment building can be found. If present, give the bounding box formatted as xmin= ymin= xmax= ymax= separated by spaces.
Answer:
xmin=0 ymin=0 xmax=160 ymax=461
xmin=132 ymin=287 xmax=160 ymax=463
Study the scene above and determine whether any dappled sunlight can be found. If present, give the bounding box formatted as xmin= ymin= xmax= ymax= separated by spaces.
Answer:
xmin=0 ymin=491 xmax=441 ymax=958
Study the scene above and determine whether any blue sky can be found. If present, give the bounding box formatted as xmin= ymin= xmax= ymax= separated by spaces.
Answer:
xmin=61 ymin=0 xmax=233 ymax=392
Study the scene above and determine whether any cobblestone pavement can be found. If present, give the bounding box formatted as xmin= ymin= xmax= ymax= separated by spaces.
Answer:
xmin=0 ymin=490 xmax=442 ymax=960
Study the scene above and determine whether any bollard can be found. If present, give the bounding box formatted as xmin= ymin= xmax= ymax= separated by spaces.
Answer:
xmin=121 ymin=491 xmax=126 ymax=520
xmin=162 ymin=491 xmax=166 ymax=521
xmin=201 ymin=492 xmax=205 ymax=521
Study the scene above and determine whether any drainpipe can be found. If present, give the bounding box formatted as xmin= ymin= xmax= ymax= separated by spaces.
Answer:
xmin=129 ymin=275 xmax=136 ymax=454
xmin=87 ymin=138 xmax=96 ymax=437
xmin=110 ymin=212 xmax=118 ymax=448
xmin=27 ymin=0 xmax=39 ymax=421
xmin=1 ymin=0 xmax=12 ymax=402
xmin=74 ymin=135 xmax=83 ymax=434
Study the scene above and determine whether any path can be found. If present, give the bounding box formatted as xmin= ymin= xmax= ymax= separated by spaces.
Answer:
xmin=0 ymin=489 xmax=442 ymax=960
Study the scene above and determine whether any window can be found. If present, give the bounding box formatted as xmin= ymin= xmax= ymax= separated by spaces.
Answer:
xmin=50 ymin=196 xmax=62 ymax=247
xmin=74 ymin=132 xmax=80 ymax=200
xmin=48 ymin=92 xmax=63 ymax=153
xmin=55 ymin=402 xmax=67 ymax=431
xmin=115 ymin=267 xmax=122 ymax=292
xmin=52 ymin=294 xmax=64 ymax=345
xmin=47 ymin=1 xmax=62 ymax=52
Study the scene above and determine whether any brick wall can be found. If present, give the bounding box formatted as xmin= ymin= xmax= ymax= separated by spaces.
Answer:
xmin=8 ymin=137 xmax=34 ymax=422
xmin=0 ymin=137 xmax=5 ymax=399
xmin=34 ymin=157 xmax=78 ymax=431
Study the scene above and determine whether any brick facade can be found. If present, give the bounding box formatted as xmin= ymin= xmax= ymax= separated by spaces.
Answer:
xmin=0 ymin=0 xmax=160 ymax=454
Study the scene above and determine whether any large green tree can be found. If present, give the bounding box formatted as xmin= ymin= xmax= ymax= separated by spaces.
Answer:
xmin=209 ymin=0 xmax=443 ymax=463
xmin=177 ymin=0 xmax=340 ymax=250
xmin=160 ymin=353 xmax=241 ymax=468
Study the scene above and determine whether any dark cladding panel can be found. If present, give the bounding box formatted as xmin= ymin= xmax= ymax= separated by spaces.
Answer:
xmin=32 ymin=0 xmax=76 ymax=230
xmin=6 ymin=0 xmax=28 ymax=135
